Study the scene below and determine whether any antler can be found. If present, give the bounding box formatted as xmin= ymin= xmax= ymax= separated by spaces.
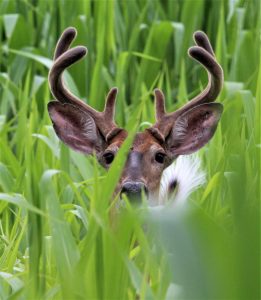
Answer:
xmin=153 ymin=31 xmax=223 ymax=137
xmin=48 ymin=27 xmax=120 ymax=140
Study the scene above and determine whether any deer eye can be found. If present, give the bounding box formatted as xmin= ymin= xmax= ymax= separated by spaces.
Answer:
xmin=103 ymin=152 xmax=114 ymax=164
xmin=155 ymin=152 xmax=166 ymax=164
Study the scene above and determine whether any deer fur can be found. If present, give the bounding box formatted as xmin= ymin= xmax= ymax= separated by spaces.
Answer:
xmin=47 ymin=27 xmax=223 ymax=205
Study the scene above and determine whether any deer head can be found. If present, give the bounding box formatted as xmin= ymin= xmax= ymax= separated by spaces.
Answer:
xmin=48 ymin=27 xmax=223 ymax=205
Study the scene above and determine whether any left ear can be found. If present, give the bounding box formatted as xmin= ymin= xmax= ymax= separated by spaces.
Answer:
xmin=166 ymin=103 xmax=223 ymax=155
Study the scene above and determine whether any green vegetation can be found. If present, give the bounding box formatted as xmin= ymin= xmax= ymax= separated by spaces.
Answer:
xmin=0 ymin=0 xmax=259 ymax=299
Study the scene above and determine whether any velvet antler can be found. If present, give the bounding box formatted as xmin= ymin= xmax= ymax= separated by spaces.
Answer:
xmin=152 ymin=31 xmax=223 ymax=138
xmin=48 ymin=27 xmax=120 ymax=140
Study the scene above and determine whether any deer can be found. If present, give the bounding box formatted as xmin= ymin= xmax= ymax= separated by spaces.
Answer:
xmin=47 ymin=27 xmax=223 ymax=206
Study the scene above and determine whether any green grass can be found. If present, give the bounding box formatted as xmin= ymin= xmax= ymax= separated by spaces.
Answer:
xmin=0 ymin=0 xmax=260 ymax=299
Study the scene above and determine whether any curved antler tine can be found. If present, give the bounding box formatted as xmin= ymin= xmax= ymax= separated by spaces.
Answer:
xmin=172 ymin=45 xmax=223 ymax=118
xmin=49 ymin=46 xmax=97 ymax=115
xmin=49 ymin=27 xmax=123 ymax=139
xmin=154 ymin=89 xmax=166 ymax=121
xmin=193 ymin=31 xmax=215 ymax=56
xmin=54 ymin=27 xmax=77 ymax=60
xmin=150 ymin=32 xmax=223 ymax=138
xmin=188 ymin=46 xmax=223 ymax=100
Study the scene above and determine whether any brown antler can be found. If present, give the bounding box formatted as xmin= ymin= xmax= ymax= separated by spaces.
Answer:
xmin=153 ymin=31 xmax=223 ymax=137
xmin=48 ymin=27 xmax=120 ymax=140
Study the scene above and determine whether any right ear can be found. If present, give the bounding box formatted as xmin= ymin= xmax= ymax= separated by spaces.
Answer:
xmin=48 ymin=101 xmax=105 ymax=154
xmin=166 ymin=103 xmax=223 ymax=156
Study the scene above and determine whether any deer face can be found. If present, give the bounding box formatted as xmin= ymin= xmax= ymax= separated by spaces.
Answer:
xmin=107 ymin=131 xmax=172 ymax=203
xmin=48 ymin=27 xmax=223 ymax=205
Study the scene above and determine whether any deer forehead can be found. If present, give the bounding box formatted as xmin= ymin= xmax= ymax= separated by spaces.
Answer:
xmin=107 ymin=131 xmax=164 ymax=154
xmin=132 ymin=132 xmax=164 ymax=152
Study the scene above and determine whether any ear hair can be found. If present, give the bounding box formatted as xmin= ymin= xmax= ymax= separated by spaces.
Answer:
xmin=48 ymin=101 xmax=105 ymax=154
xmin=171 ymin=116 xmax=188 ymax=143
xmin=167 ymin=103 xmax=223 ymax=155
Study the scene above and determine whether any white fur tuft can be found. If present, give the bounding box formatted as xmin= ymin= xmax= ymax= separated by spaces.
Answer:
xmin=159 ymin=155 xmax=206 ymax=205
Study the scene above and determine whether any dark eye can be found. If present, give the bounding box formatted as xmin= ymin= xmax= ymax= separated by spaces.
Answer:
xmin=103 ymin=152 xmax=114 ymax=164
xmin=155 ymin=152 xmax=166 ymax=164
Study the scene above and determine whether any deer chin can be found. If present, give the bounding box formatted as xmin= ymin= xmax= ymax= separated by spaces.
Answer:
xmin=117 ymin=187 xmax=161 ymax=208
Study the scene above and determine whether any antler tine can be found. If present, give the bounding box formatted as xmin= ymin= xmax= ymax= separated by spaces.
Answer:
xmin=49 ymin=28 xmax=108 ymax=117
xmin=193 ymin=31 xmax=215 ymax=56
xmin=49 ymin=46 xmax=96 ymax=112
xmin=54 ymin=27 xmax=77 ymax=60
xmin=104 ymin=87 xmax=118 ymax=119
xmin=151 ymin=31 xmax=223 ymax=138
xmin=154 ymin=89 xmax=166 ymax=121
xmin=49 ymin=28 xmax=90 ymax=111
xmin=49 ymin=27 xmax=119 ymax=138
xmin=170 ymin=32 xmax=223 ymax=119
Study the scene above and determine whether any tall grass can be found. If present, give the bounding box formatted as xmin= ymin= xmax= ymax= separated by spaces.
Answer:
xmin=0 ymin=0 xmax=260 ymax=299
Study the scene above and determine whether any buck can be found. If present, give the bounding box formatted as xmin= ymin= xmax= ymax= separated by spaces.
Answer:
xmin=48 ymin=27 xmax=223 ymax=205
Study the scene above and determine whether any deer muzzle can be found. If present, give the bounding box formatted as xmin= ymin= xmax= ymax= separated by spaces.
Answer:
xmin=120 ymin=181 xmax=148 ymax=202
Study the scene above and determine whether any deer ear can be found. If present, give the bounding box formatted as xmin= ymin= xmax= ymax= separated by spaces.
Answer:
xmin=166 ymin=103 xmax=223 ymax=155
xmin=48 ymin=102 xmax=105 ymax=154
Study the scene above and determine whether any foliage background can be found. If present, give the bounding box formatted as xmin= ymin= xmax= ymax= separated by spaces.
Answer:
xmin=0 ymin=0 xmax=260 ymax=299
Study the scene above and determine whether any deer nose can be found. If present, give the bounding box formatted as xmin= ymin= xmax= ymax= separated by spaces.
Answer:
xmin=121 ymin=181 xmax=147 ymax=202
